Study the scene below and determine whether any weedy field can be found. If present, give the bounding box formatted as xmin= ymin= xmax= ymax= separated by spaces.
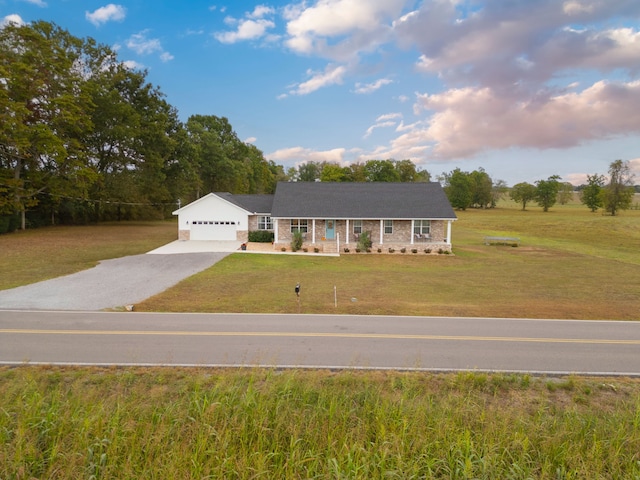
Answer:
xmin=1 ymin=367 xmax=639 ymax=479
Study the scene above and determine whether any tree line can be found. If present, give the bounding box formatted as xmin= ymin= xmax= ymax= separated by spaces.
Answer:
xmin=1 ymin=22 xmax=636 ymax=234
xmin=510 ymin=160 xmax=636 ymax=215
xmin=0 ymin=21 xmax=284 ymax=232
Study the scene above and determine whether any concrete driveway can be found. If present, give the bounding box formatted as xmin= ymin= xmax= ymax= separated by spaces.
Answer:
xmin=147 ymin=240 xmax=243 ymax=254
xmin=0 ymin=240 xmax=242 ymax=311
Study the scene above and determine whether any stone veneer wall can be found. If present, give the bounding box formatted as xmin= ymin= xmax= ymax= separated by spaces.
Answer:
xmin=177 ymin=228 xmax=248 ymax=242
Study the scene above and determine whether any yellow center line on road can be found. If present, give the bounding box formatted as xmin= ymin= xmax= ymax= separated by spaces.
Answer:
xmin=1 ymin=329 xmax=640 ymax=345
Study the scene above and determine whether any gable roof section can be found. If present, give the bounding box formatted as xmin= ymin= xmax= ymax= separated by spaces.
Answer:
xmin=271 ymin=182 xmax=457 ymax=219
xmin=172 ymin=192 xmax=274 ymax=216
xmin=217 ymin=193 xmax=274 ymax=214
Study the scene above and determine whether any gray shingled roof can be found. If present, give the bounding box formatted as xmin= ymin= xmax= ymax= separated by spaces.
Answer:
xmin=216 ymin=192 xmax=274 ymax=214
xmin=270 ymin=182 xmax=457 ymax=219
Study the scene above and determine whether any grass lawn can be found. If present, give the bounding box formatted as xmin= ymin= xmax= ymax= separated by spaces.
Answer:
xmin=136 ymin=201 xmax=640 ymax=320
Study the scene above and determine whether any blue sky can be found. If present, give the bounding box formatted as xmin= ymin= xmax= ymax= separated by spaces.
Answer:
xmin=2 ymin=0 xmax=640 ymax=186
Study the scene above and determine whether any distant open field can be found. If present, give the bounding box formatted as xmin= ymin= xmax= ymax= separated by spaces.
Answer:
xmin=137 ymin=200 xmax=640 ymax=320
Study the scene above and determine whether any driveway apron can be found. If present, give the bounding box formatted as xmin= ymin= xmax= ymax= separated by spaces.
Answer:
xmin=0 ymin=252 xmax=230 ymax=311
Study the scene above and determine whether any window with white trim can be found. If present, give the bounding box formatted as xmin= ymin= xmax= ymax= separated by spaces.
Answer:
xmin=258 ymin=216 xmax=273 ymax=230
xmin=353 ymin=220 xmax=363 ymax=235
xmin=384 ymin=220 xmax=393 ymax=234
xmin=413 ymin=220 xmax=431 ymax=235
xmin=290 ymin=219 xmax=308 ymax=233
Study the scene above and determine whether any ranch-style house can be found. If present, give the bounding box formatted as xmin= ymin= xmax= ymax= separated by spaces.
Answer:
xmin=173 ymin=181 xmax=457 ymax=253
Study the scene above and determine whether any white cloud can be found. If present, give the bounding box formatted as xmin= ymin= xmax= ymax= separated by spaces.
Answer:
xmin=628 ymin=158 xmax=640 ymax=178
xmin=377 ymin=112 xmax=402 ymax=122
xmin=249 ymin=5 xmax=275 ymax=19
xmin=364 ymin=121 xmax=396 ymax=138
xmin=284 ymin=0 xmax=406 ymax=60
xmin=283 ymin=64 xmax=348 ymax=96
xmin=354 ymin=78 xmax=393 ymax=94
xmin=21 ymin=0 xmax=46 ymax=6
xmin=122 ymin=60 xmax=144 ymax=70
xmin=215 ymin=18 xmax=275 ymax=44
xmin=127 ymin=31 xmax=162 ymax=55
xmin=214 ymin=5 xmax=276 ymax=44
xmin=245 ymin=137 xmax=257 ymax=144
xmin=267 ymin=146 xmax=347 ymax=164
xmin=1 ymin=14 xmax=25 ymax=27
xmin=160 ymin=52 xmax=174 ymax=62
xmin=86 ymin=4 xmax=126 ymax=26
xmin=126 ymin=30 xmax=173 ymax=62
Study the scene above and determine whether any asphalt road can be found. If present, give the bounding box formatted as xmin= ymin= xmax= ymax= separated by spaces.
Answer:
xmin=2 ymin=311 xmax=639 ymax=375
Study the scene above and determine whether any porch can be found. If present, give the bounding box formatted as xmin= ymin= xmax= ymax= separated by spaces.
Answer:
xmin=272 ymin=218 xmax=453 ymax=253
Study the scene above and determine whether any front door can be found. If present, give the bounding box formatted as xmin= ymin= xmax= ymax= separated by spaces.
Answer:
xmin=325 ymin=219 xmax=335 ymax=240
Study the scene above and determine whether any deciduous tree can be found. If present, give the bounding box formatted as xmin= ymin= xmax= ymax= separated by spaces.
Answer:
xmin=442 ymin=168 xmax=473 ymax=210
xmin=510 ymin=182 xmax=537 ymax=210
xmin=535 ymin=175 xmax=561 ymax=212
xmin=580 ymin=174 xmax=605 ymax=212
xmin=602 ymin=160 xmax=635 ymax=216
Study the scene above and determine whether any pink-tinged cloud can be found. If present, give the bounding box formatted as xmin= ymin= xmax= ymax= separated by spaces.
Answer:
xmin=412 ymin=81 xmax=640 ymax=159
xmin=267 ymin=146 xmax=346 ymax=164
xmin=396 ymin=0 xmax=640 ymax=88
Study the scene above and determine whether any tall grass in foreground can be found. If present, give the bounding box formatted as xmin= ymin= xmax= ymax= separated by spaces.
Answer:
xmin=2 ymin=367 xmax=639 ymax=479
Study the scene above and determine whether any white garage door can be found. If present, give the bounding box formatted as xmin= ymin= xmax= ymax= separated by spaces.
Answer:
xmin=190 ymin=221 xmax=237 ymax=241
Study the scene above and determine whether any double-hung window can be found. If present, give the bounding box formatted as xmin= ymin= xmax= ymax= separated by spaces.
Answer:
xmin=384 ymin=220 xmax=393 ymax=234
xmin=353 ymin=220 xmax=363 ymax=235
xmin=290 ymin=219 xmax=308 ymax=233
xmin=414 ymin=220 xmax=431 ymax=236
xmin=258 ymin=216 xmax=273 ymax=230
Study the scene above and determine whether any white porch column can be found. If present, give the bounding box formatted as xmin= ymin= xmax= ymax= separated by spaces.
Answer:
xmin=312 ymin=219 xmax=316 ymax=244
xmin=274 ymin=219 xmax=279 ymax=243
xmin=411 ymin=220 xmax=415 ymax=245
xmin=379 ymin=220 xmax=384 ymax=245
xmin=447 ymin=220 xmax=452 ymax=245
xmin=346 ymin=219 xmax=350 ymax=243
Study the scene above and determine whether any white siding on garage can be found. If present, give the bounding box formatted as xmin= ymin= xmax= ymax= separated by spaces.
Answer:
xmin=190 ymin=220 xmax=237 ymax=241
xmin=173 ymin=193 xmax=250 ymax=241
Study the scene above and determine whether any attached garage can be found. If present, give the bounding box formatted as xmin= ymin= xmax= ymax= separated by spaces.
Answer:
xmin=190 ymin=221 xmax=238 ymax=241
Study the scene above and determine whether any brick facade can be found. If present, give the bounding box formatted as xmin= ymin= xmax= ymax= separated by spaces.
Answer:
xmin=272 ymin=219 xmax=452 ymax=253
